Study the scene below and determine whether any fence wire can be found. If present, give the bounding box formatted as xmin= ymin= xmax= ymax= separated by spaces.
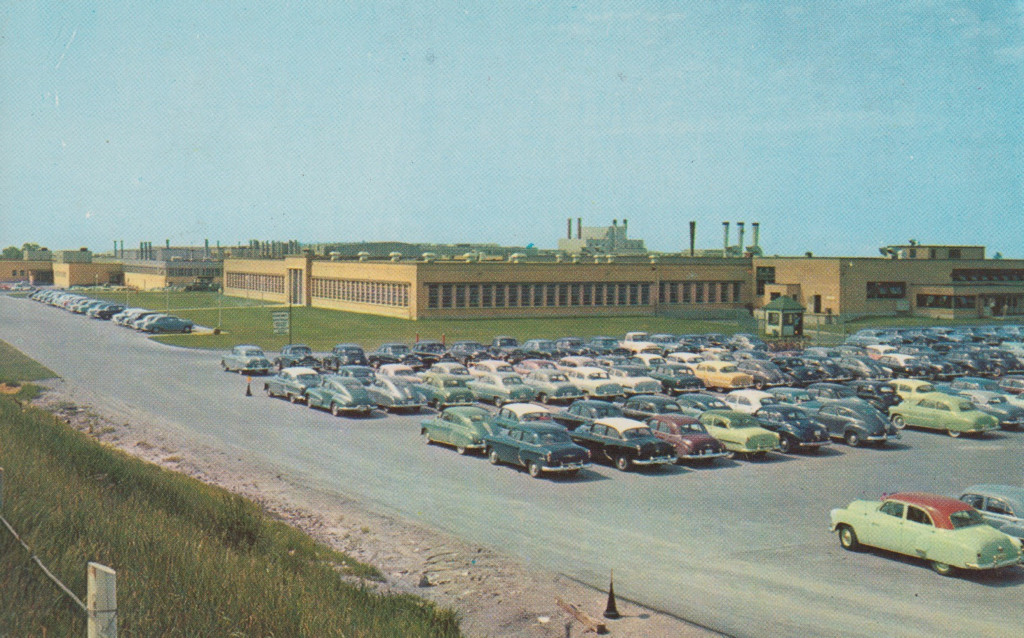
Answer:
xmin=1 ymin=513 xmax=88 ymax=612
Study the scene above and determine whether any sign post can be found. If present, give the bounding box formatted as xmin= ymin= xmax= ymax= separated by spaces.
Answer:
xmin=272 ymin=311 xmax=290 ymax=339
xmin=87 ymin=562 xmax=117 ymax=638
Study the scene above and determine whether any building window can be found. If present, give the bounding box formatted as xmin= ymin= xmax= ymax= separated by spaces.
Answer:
xmin=468 ymin=284 xmax=480 ymax=307
xmin=582 ymin=284 xmax=592 ymax=305
xmin=508 ymin=284 xmax=519 ymax=307
xmin=733 ymin=282 xmax=742 ymax=302
xmin=916 ymin=294 xmax=952 ymax=309
xmin=866 ymin=282 xmax=906 ymax=299
xmin=707 ymin=282 xmax=717 ymax=303
xmin=949 ymin=248 xmax=962 ymax=259
xmin=495 ymin=285 xmax=505 ymax=307
xmin=545 ymin=284 xmax=556 ymax=306
xmin=455 ymin=285 xmax=466 ymax=307
xmin=641 ymin=283 xmax=650 ymax=305
xmin=695 ymin=283 xmax=704 ymax=304
xmin=682 ymin=283 xmax=691 ymax=303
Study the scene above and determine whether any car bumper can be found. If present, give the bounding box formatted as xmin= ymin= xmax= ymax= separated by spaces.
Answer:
xmin=800 ymin=440 xmax=831 ymax=447
xmin=679 ymin=450 xmax=730 ymax=460
xmin=542 ymin=461 xmax=591 ymax=473
xmin=964 ymin=556 xmax=1024 ymax=570
xmin=632 ymin=455 xmax=678 ymax=466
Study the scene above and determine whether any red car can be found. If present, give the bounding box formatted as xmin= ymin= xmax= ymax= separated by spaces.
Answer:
xmin=645 ymin=414 xmax=730 ymax=463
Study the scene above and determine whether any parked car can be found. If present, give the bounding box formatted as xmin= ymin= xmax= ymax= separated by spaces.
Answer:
xmin=221 ymin=345 xmax=273 ymax=375
xmin=735 ymin=360 xmax=790 ymax=390
xmin=586 ymin=336 xmax=626 ymax=355
xmin=955 ymin=390 xmax=1024 ymax=430
xmin=888 ymin=392 xmax=999 ymax=438
xmin=304 ymin=376 xmax=376 ymax=416
xmin=807 ymin=398 xmax=898 ymax=447
xmin=334 ymin=365 xmax=377 ymax=386
xmin=368 ymin=343 xmax=424 ymax=370
xmin=754 ymin=404 xmax=832 ymax=453
xmin=846 ymin=380 xmax=901 ymax=412
xmin=410 ymin=340 xmax=448 ymax=366
xmin=447 ymin=340 xmax=490 ymax=364
xmin=959 ymin=485 xmax=1024 ymax=542
xmin=997 ymin=376 xmax=1024 ymax=395
xmin=520 ymin=339 xmax=559 ymax=359
xmin=554 ymin=336 xmax=592 ymax=357
xmin=722 ymin=389 xmax=778 ymax=415
xmin=674 ymin=393 xmax=730 ymax=413
xmin=620 ymin=394 xmax=696 ymax=420
xmin=514 ymin=359 xmax=558 ymax=375
xmin=321 ymin=344 xmax=368 ymax=371
xmin=697 ymin=410 xmax=780 ymax=459
xmin=421 ymin=406 xmax=499 ymax=455
xmin=692 ymin=361 xmax=754 ymax=391
xmin=417 ymin=372 xmax=476 ymax=409
xmin=943 ymin=351 xmax=1004 ymax=378
xmin=466 ymin=372 xmax=536 ymax=406
xmin=274 ymin=344 xmax=320 ymax=371
xmin=645 ymin=414 xmax=730 ymax=463
xmin=469 ymin=359 xmax=517 ymax=377
xmin=521 ymin=369 xmax=584 ymax=404
xmin=489 ymin=336 xmax=524 ymax=361
xmin=142 ymin=315 xmax=195 ymax=334
xmin=483 ymin=422 xmax=591 ymax=478
xmin=806 ymin=383 xmax=858 ymax=402
xmin=550 ymin=400 xmax=624 ymax=430
xmin=366 ymin=376 xmax=425 ymax=412
xmin=431 ymin=361 xmax=472 ymax=377
xmin=836 ymin=356 xmax=892 ymax=380
xmin=647 ymin=364 xmax=704 ymax=394
xmin=570 ymin=417 xmax=676 ymax=471
xmin=891 ymin=378 xmax=936 ymax=402
xmin=264 ymin=367 xmax=321 ymax=403
xmin=606 ymin=366 xmax=663 ymax=395
xmin=876 ymin=354 xmax=933 ymax=379
xmin=830 ymin=492 xmax=1023 ymax=575
xmin=563 ymin=367 xmax=626 ymax=401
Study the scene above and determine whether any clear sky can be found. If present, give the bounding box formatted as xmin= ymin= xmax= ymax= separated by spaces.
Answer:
xmin=1 ymin=1 xmax=1021 ymax=257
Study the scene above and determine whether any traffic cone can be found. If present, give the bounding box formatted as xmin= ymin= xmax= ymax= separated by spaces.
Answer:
xmin=603 ymin=570 xmax=620 ymax=620
xmin=245 ymin=378 xmax=253 ymax=397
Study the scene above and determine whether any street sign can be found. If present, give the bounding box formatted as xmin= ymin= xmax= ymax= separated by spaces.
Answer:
xmin=272 ymin=311 xmax=289 ymax=335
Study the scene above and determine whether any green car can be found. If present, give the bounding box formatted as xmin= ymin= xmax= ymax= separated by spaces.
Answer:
xmin=418 ymin=372 xmax=476 ymax=409
xmin=304 ymin=375 xmax=376 ymax=416
xmin=697 ymin=409 xmax=780 ymax=458
xmin=421 ymin=406 xmax=498 ymax=455
xmin=467 ymin=372 xmax=537 ymax=406
xmin=830 ymin=492 xmax=1023 ymax=575
xmin=648 ymin=364 xmax=704 ymax=394
xmin=888 ymin=391 xmax=999 ymax=438
xmin=521 ymin=369 xmax=584 ymax=404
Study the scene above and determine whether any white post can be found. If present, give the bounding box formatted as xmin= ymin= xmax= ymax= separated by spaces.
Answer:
xmin=0 ymin=466 xmax=4 ymax=511
xmin=87 ymin=562 xmax=117 ymax=638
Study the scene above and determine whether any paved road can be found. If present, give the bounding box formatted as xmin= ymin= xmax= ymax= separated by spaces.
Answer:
xmin=3 ymin=294 xmax=1023 ymax=637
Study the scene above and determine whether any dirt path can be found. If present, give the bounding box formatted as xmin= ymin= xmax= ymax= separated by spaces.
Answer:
xmin=31 ymin=379 xmax=722 ymax=638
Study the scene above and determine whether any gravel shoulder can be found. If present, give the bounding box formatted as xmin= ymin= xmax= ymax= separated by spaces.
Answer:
xmin=31 ymin=378 xmax=721 ymax=638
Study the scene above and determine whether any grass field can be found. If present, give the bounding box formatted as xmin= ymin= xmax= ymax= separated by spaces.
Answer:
xmin=0 ymin=353 xmax=460 ymax=636
xmin=0 ymin=338 xmax=57 ymax=383
xmin=85 ymin=290 xmax=747 ymax=351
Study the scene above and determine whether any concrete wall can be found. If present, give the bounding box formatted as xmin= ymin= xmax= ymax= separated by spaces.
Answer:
xmin=52 ymin=263 xmax=123 ymax=288
xmin=0 ymin=260 xmax=55 ymax=284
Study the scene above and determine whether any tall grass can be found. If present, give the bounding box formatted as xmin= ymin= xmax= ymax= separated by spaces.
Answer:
xmin=0 ymin=395 xmax=461 ymax=637
xmin=0 ymin=338 xmax=56 ymax=382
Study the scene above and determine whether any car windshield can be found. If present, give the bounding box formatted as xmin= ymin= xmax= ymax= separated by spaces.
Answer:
xmin=387 ymin=344 xmax=410 ymax=355
xmin=949 ymin=509 xmax=986 ymax=529
xmin=956 ymin=402 xmax=975 ymax=412
xmin=622 ymin=427 xmax=654 ymax=439
xmin=242 ymin=348 xmax=264 ymax=356
xmin=547 ymin=373 xmax=569 ymax=382
xmin=677 ymin=421 xmax=707 ymax=433
xmin=495 ymin=338 xmax=517 ymax=347
xmin=417 ymin=343 xmax=445 ymax=353
xmin=536 ymin=431 xmax=572 ymax=444
xmin=443 ymin=379 xmax=467 ymax=387
xmin=588 ymin=372 xmax=610 ymax=380
xmin=391 ymin=369 xmax=417 ymax=377
xmin=291 ymin=347 xmax=313 ymax=355
xmin=987 ymin=396 xmax=1006 ymax=405
xmin=719 ymin=365 xmax=738 ymax=373
xmin=502 ymin=377 xmax=524 ymax=386
xmin=296 ymin=374 xmax=319 ymax=383
xmin=594 ymin=405 xmax=623 ymax=418
xmin=522 ymin=412 xmax=552 ymax=422
xmin=349 ymin=369 xmax=373 ymax=378
xmin=660 ymin=403 xmax=681 ymax=413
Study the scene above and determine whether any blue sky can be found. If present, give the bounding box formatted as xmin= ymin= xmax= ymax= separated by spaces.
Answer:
xmin=1 ymin=1 xmax=1022 ymax=257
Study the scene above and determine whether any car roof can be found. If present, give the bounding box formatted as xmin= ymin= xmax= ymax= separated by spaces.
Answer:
xmin=961 ymin=484 xmax=1024 ymax=508
xmin=594 ymin=417 xmax=648 ymax=433
xmin=885 ymin=492 xmax=974 ymax=530
xmin=502 ymin=403 xmax=551 ymax=416
xmin=282 ymin=367 xmax=318 ymax=376
xmin=727 ymin=389 xmax=773 ymax=400
xmin=648 ymin=414 xmax=700 ymax=425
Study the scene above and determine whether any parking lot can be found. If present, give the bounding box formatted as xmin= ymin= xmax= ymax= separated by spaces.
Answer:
xmin=2 ymin=294 xmax=1023 ymax=637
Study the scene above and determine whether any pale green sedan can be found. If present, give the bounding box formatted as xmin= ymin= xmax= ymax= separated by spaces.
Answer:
xmin=697 ymin=409 xmax=779 ymax=459
xmin=888 ymin=392 xmax=999 ymax=438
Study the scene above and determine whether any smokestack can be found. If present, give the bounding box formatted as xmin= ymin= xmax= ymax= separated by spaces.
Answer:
xmin=613 ymin=219 xmax=618 ymax=227
xmin=567 ymin=218 xmax=572 ymax=239
xmin=752 ymin=222 xmax=760 ymax=249
xmin=689 ymin=221 xmax=696 ymax=256
xmin=166 ymin=239 xmax=170 ymax=249
xmin=722 ymin=222 xmax=730 ymax=257
xmin=623 ymin=219 xmax=628 ymax=235
xmin=737 ymin=222 xmax=745 ymax=256
xmin=119 ymin=240 xmax=124 ymax=258
xmin=577 ymin=217 xmax=582 ymax=239
xmin=114 ymin=240 xmax=118 ymax=256
xmin=204 ymin=238 xmax=210 ymax=258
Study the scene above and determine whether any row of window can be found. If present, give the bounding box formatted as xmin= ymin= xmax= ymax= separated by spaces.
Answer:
xmin=224 ymin=271 xmax=285 ymax=294
xmin=659 ymin=281 xmax=742 ymax=304
xmin=127 ymin=265 xmax=221 ymax=277
xmin=866 ymin=281 xmax=906 ymax=299
xmin=951 ymin=269 xmax=1024 ymax=282
xmin=426 ymin=282 xmax=653 ymax=310
xmin=916 ymin=294 xmax=976 ymax=309
xmin=311 ymin=277 xmax=410 ymax=307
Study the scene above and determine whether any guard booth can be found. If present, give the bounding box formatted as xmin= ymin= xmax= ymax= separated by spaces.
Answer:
xmin=759 ymin=296 xmax=804 ymax=337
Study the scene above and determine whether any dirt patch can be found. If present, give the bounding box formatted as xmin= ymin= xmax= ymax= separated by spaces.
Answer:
xmin=31 ymin=380 xmax=720 ymax=638
xmin=0 ymin=382 xmax=22 ymax=394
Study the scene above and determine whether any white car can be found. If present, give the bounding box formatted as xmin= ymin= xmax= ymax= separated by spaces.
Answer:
xmin=606 ymin=367 xmax=662 ymax=395
xmin=564 ymin=367 xmax=626 ymax=401
xmin=377 ymin=363 xmax=423 ymax=382
xmin=431 ymin=361 xmax=472 ymax=376
xmin=666 ymin=352 xmax=705 ymax=373
xmin=469 ymin=359 xmax=517 ymax=377
xmin=723 ymin=389 xmax=778 ymax=414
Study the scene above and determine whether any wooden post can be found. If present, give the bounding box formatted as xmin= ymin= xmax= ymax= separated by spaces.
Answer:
xmin=555 ymin=598 xmax=607 ymax=635
xmin=87 ymin=562 xmax=117 ymax=638
xmin=0 ymin=466 xmax=4 ymax=511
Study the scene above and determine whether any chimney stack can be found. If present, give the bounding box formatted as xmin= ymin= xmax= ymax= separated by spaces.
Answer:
xmin=567 ymin=218 xmax=572 ymax=239
xmin=689 ymin=221 xmax=696 ymax=257
xmin=577 ymin=217 xmax=582 ymax=239
xmin=737 ymin=222 xmax=745 ymax=256
xmin=752 ymin=222 xmax=760 ymax=249
xmin=623 ymin=219 xmax=628 ymax=236
xmin=722 ymin=222 xmax=730 ymax=257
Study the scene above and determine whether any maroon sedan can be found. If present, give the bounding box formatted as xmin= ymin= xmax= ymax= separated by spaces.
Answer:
xmin=646 ymin=415 xmax=730 ymax=463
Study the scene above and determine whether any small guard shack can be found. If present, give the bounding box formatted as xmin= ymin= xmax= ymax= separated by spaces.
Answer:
xmin=759 ymin=296 xmax=804 ymax=337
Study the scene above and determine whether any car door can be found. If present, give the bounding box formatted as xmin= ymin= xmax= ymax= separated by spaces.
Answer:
xmin=901 ymin=506 xmax=938 ymax=558
xmin=982 ymin=497 xmax=1019 ymax=535
xmin=865 ymin=501 xmax=906 ymax=551
xmin=572 ymin=424 xmax=603 ymax=460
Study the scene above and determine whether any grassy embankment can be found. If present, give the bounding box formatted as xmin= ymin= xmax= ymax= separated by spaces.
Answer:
xmin=0 ymin=341 xmax=461 ymax=637
xmin=85 ymin=289 xmax=745 ymax=350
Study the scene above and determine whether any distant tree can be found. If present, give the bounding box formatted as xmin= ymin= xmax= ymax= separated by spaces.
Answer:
xmin=2 ymin=246 xmax=22 ymax=259
xmin=21 ymin=242 xmax=40 ymax=252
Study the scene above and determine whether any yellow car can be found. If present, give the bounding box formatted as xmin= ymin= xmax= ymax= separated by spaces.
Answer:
xmin=693 ymin=361 xmax=754 ymax=391
xmin=891 ymin=378 xmax=935 ymax=402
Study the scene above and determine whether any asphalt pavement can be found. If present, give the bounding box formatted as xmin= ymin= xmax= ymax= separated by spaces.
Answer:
xmin=2 ymin=294 xmax=1023 ymax=637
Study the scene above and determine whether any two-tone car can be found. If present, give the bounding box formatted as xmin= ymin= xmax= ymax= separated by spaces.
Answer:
xmin=645 ymin=414 xmax=730 ymax=463
xmin=483 ymin=422 xmax=591 ymax=478
xmin=304 ymin=375 xmax=376 ymax=416
xmin=417 ymin=372 xmax=477 ymax=409
xmin=830 ymin=492 xmax=1023 ymax=575
xmin=606 ymin=366 xmax=663 ymax=396
xmin=888 ymin=391 xmax=999 ymax=438
xmin=421 ymin=406 xmax=498 ymax=455
xmin=221 ymin=345 xmax=273 ymax=375
xmin=692 ymin=361 xmax=754 ymax=392
xmin=550 ymin=400 xmax=624 ymax=430
xmin=697 ymin=410 xmax=780 ymax=459
xmin=564 ymin=367 xmax=626 ymax=401
xmin=264 ymin=367 xmax=321 ymax=403
xmin=569 ymin=417 xmax=677 ymax=471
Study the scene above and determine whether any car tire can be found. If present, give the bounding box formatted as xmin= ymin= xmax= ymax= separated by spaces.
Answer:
xmin=424 ymin=430 xmax=433 ymax=444
xmin=778 ymin=436 xmax=792 ymax=454
xmin=528 ymin=461 xmax=542 ymax=478
xmin=265 ymin=385 xmax=275 ymax=397
xmin=221 ymin=361 xmax=228 ymax=371
xmin=838 ymin=525 xmax=860 ymax=551
xmin=456 ymin=445 xmax=467 ymax=455
xmin=615 ymin=456 xmax=632 ymax=472
xmin=307 ymin=397 xmax=315 ymax=409
xmin=947 ymin=429 xmax=961 ymax=438
xmin=331 ymin=403 xmax=341 ymax=417
xmin=930 ymin=560 xmax=955 ymax=576
xmin=844 ymin=431 xmax=861 ymax=447
xmin=537 ymin=393 xmax=548 ymax=404
xmin=183 ymin=326 xmax=192 ymax=334
xmin=488 ymin=449 xmax=500 ymax=465
xmin=494 ymin=397 xmax=505 ymax=407
xmin=289 ymin=393 xmax=298 ymax=404
xmin=891 ymin=415 xmax=906 ymax=430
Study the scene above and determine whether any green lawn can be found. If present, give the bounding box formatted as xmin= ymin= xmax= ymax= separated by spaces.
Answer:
xmin=0 ymin=338 xmax=57 ymax=382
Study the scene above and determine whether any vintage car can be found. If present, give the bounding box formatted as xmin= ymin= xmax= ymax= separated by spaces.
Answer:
xmin=304 ymin=375 xmax=376 ymax=416
xmin=554 ymin=336 xmax=592 ymax=357
xmin=570 ymin=417 xmax=677 ymax=471
xmin=722 ymin=389 xmax=778 ymax=415
xmin=891 ymin=378 xmax=936 ymax=402
xmin=410 ymin=340 xmax=448 ymax=365
xmin=697 ymin=410 xmax=780 ymax=458
xmin=421 ymin=406 xmax=498 ymax=455
xmin=334 ymin=365 xmax=377 ymax=386
xmin=274 ymin=344 xmax=321 ymax=371
xmin=514 ymin=358 xmax=558 ymax=375
xmin=960 ymin=485 xmax=1024 ymax=542
xmin=645 ymin=414 xmax=730 ymax=462
xmin=586 ymin=336 xmax=626 ymax=355
xmin=520 ymin=339 xmax=560 ymax=359
xmin=830 ymin=492 xmax=1024 ymax=575
xmin=366 ymin=376 xmax=425 ymax=412
xmin=620 ymin=394 xmax=696 ymax=420
xmin=320 ymin=343 xmax=368 ymax=371
xmin=944 ymin=351 xmax=1004 ymax=378
xmin=466 ymin=372 xmax=536 ymax=406
xmin=468 ymin=359 xmax=517 ymax=377
xmin=142 ymin=315 xmax=195 ymax=334
xmin=806 ymin=382 xmax=858 ymax=402
xmin=692 ymin=361 xmax=754 ymax=391
xmin=754 ymin=404 xmax=832 ymax=453
xmin=648 ymin=364 xmax=704 ymax=394
xmin=664 ymin=351 xmax=705 ymax=373
xmin=367 ymin=343 xmax=424 ymax=370
xmin=550 ymin=400 xmax=624 ymax=430
xmin=888 ymin=391 xmax=999 ymax=438
xmin=489 ymin=336 xmax=524 ymax=361
xmin=377 ymin=363 xmax=423 ymax=382
xmin=221 ymin=345 xmax=273 ymax=375
xmin=837 ymin=356 xmax=892 ymax=381
xmin=809 ymin=398 xmax=898 ymax=447
xmin=564 ymin=367 xmax=626 ymax=401
xmin=674 ymin=393 xmax=729 ymax=414
xmin=555 ymin=355 xmax=600 ymax=371
xmin=492 ymin=402 xmax=557 ymax=428
xmin=735 ymin=360 xmax=791 ymax=390
xmin=997 ymin=375 xmax=1024 ymax=395
xmin=876 ymin=354 xmax=934 ymax=379
xmin=446 ymin=340 xmax=490 ymax=364
xmin=629 ymin=352 xmax=668 ymax=369
xmin=846 ymin=380 xmax=901 ymax=412
xmin=953 ymin=390 xmax=1024 ymax=430
xmin=264 ymin=367 xmax=321 ymax=403
xmin=430 ymin=361 xmax=472 ymax=376
xmin=417 ymin=372 xmax=476 ymax=409
xmin=521 ymin=369 xmax=584 ymax=404
xmin=606 ymin=366 xmax=663 ymax=395
xmin=483 ymin=422 xmax=591 ymax=478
